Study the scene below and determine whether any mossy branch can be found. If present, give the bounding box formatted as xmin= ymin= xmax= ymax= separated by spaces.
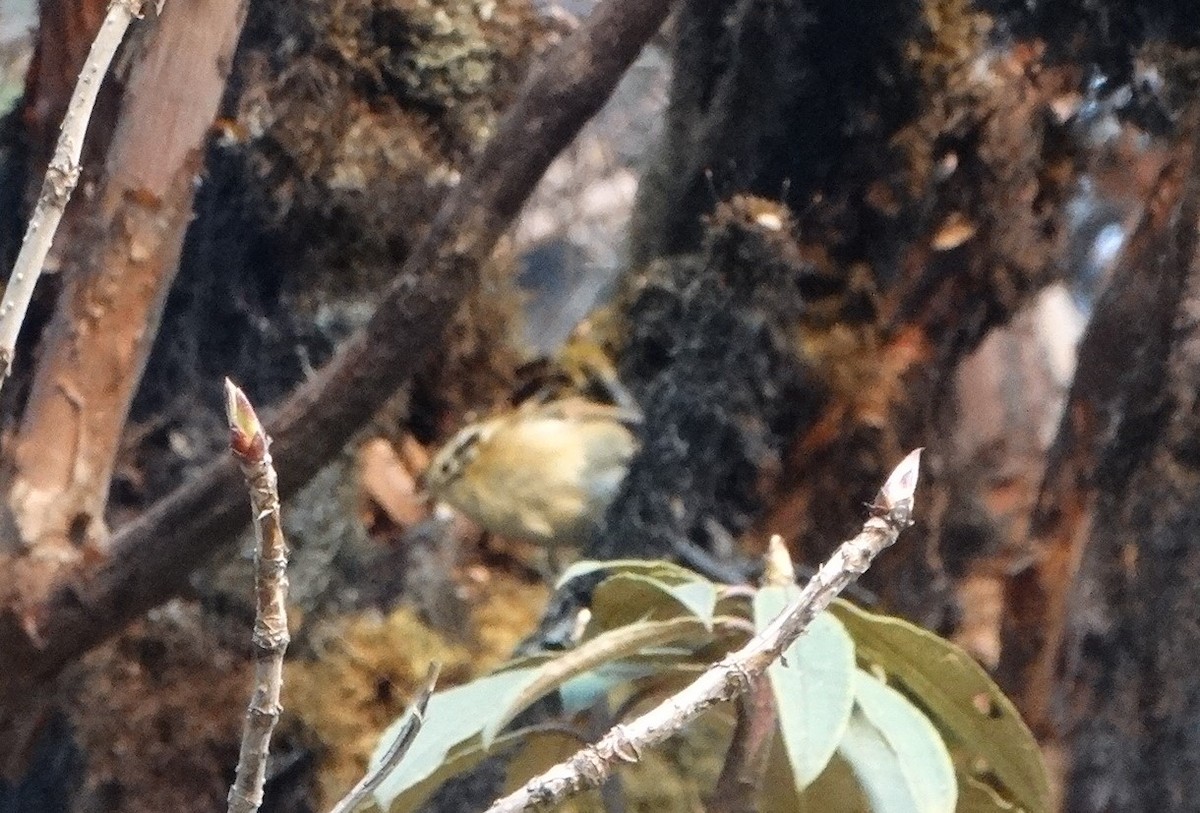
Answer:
xmin=0 ymin=0 xmax=674 ymax=707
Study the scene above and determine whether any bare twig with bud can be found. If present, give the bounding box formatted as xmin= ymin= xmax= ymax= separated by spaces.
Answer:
xmin=0 ymin=0 xmax=158 ymax=382
xmin=486 ymin=449 xmax=923 ymax=813
xmin=225 ymin=380 xmax=290 ymax=813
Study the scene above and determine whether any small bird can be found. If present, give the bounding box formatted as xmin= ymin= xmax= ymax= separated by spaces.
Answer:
xmin=420 ymin=397 xmax=641 ymax=571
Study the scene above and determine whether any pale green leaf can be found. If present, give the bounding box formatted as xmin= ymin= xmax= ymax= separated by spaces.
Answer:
xmin=754 ymin=586 xmax=855 ymax=789
xmin=481 ymin=616 xmax=713 ymax=746
xmin=829 ymin=600 xmax=1050 ymax=812
xmin=838 ymin=706 xmax=921 ymax=813
xmin=374 ymin=664 xmax=628 ymax=812
xmin=556 ymin=558 xmax=708 ymax=589
xmin=372 ymin=668 xmax=540 ymax=812
xmin=852 ymin=670 xmax=957 ymax=813
xmin=559 ymin=654 xmax=699 ymax=714
xmin=663 ymin=579 xmax=719 ymax=627
xmin=587 ymin=572 xmax=717 ymax=633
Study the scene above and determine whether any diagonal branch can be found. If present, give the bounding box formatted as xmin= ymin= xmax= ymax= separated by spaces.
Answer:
xmin=486 ymin=449 xmax=922 ymax=813
xmin=0 ymin=0 xmax=674 ymax=706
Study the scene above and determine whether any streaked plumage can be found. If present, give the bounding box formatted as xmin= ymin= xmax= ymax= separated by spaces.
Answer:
xmin=421 ymin=398 xmax=641 ymax=557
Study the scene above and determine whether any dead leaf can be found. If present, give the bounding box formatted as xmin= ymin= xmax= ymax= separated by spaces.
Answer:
xmin=359 ymin=438 xmax=428 ymax=528
xmin=932 ymin=212 xmax=977 ymax=250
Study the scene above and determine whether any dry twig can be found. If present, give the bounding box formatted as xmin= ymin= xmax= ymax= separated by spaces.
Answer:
xmin=0 ymin=0 xmax=155 ymax=381
xmin=327 ymin=664 xmax=441 ymax=813
xmin=225 ymin=380 xmax=290 ymax=813
xmin=485 ymin=449 xmax=922 ymax=813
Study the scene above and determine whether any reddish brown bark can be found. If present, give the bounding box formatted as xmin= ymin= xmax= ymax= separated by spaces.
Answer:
xmin=712 ymin=43 xmax=1082 ymax=623
xmin=1049 ymin=122 xmax=1200 ymax=812
xmin=599 ymin=4 xmax=1083 ymax=631
xmin=0 ymin=0 xmax=249 ymax=590
xmin=709 ymin=679 xmax=777 ymax=813
xmin=20 ymin=0 xmax=112 ymax=175
xmin=998 ymin=129 xmax=1198 ymax=738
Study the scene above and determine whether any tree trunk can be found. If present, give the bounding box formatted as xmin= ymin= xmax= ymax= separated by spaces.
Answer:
xmin=1056 ymin=122 xmax=1200 ymax=812
xmin=999 ymin=136 xmax=1196 ymax=739
xmin=1 ymin=0 xmax=248 ymax=567
xmin=598 ymin=0 xmax=1080 ymax=626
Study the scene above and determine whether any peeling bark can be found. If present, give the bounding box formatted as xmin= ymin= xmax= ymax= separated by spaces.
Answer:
xmin=0 ymin=0 xmax=249 ymax=591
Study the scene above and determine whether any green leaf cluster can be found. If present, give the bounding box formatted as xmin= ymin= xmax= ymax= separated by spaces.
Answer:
xmin=368 ymin=560 xmax=1050 ymax=813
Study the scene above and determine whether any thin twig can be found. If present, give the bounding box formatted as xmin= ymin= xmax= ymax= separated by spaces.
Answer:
xmin=225 ymin=380 xmax=290 ymax=813
xmin=327 ymin=663 xmax=441 ymax=813
xmin=0 ymin=0 xmax=154 ymax=381
xmin=708 ymin=678 xmax=776 ymax=813
xmin=708 ymin=537 xmax=794 ymax=813
xmin=485 ymin=449 xmax=922 ymax=813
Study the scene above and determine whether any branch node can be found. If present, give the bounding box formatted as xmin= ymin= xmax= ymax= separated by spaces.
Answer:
xmin=721 ymin=659 xmax=755 ymax=696
xmin=113 ymin=0 xmax=150 ymax=18
xmin=41 ymin=160 xmax=82 ymax=209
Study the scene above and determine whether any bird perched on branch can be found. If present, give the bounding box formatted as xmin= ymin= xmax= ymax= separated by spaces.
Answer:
xmin=420 ymin=397 xmax=641 ymax=572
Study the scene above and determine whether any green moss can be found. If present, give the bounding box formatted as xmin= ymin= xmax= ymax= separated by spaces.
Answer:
xmin=286 ymin=573 xmax=549 ymax=808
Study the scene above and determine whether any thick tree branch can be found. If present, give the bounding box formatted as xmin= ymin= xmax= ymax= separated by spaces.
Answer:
xmin=486 ymin=450 xmax=921 ymax=813
xmin=998 ymin=123 xmax=1200 ymax=737
xmin=0 ymin=0 xmax=673 ymax=706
